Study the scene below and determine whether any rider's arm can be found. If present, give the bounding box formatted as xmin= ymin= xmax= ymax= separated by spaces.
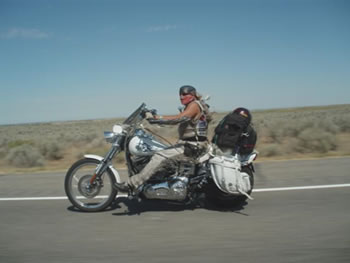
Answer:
xmin=162 ymin=102 xmax=200 ymax=120
xmin=149 ymin=102 xmax=201 ymax=125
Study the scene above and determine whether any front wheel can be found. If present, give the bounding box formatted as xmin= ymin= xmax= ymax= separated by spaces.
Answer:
xmin=64 ymin=158 xmax=117 ymax=212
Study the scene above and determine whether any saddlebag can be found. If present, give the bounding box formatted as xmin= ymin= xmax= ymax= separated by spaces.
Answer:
xmin=209 ymin=155 xmax=251 ymax=195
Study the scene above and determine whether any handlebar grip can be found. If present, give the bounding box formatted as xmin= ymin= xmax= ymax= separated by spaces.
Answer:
xmin=147 ymin=118 xmax=161 ymax=124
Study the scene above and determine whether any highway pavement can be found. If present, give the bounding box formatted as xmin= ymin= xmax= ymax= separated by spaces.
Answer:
xmin=0 ymin=157 xmax=349 ymax=263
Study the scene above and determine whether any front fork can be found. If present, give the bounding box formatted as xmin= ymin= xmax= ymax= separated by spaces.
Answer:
xmin=249 ymin=163 xmax=255 ymax=173
xmin=89 ymin=145 xmax=121 ymax=184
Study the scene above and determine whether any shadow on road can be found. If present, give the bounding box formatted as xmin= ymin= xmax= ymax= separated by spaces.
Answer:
xmin=67 ymin=205 xmax=119 ymax=213
xmin=110 ymin=197 xmax=249 ymax=216
xmin=66 ymin=197 xmax=249 ymax=215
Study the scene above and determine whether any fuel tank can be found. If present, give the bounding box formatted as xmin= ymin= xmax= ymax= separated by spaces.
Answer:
xmin=128 ymin=129 xmax=168 ymax=156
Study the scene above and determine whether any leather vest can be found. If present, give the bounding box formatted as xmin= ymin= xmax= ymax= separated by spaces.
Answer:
xmin=178 ymin=100 xmax=209 ymax=141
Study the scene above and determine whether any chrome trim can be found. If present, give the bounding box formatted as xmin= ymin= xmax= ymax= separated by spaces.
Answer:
xmin=83 ymin=154 xmax=122 ymax=182
xmin=142 ymin=177 xmax=189 ymax=201
xmin=104 ymin=131 xmax=117 ymax=143
xmin=239 ymin=151 xmax=258 ymax=166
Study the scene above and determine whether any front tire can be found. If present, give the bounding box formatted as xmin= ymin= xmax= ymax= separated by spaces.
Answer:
xmin=64 ymin=158 xmax=117 ymax=212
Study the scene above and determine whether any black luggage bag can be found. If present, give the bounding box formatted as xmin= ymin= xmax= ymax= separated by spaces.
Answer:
xmin=212 ymin=112 xmax=257 ymax=155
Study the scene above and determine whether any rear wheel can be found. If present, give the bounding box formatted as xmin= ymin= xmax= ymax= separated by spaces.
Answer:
xmin=206 ymin=166 xmax=254 ymax=208
xmin=64 ymin=158 xmax=117 ymax=212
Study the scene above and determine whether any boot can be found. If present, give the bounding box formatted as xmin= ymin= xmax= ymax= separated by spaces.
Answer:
xmin=113 ymin=182 xmax=132 ymax=193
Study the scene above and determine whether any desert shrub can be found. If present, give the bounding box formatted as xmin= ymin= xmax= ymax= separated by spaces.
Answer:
xmin=0 ymin=139 xmax=8 ymax=159
xmin=75 ymin=151 xmax=85 ymax=159
xmin=8 ymin=139 xmax=34 ymax=149
xmin=39 ymin=142 xmax=64 ymax=160
xmin=0 ymin=138 xmax=8 ymax=147
xmin=281 ymin=119 xmax=314 ymax=138
xmin=0 ymin=105 xmax=348 ymax=169
xmin=258 ymin=144 xmax=281 ymax=157
xmin=316 ymin=119 xmax=339 ymax=134
xmin=251 ymin=120 xmax=263 ymax=135
xmin=6 ymin=144 xmax=45 ymax=167
xmin=87 ymin=137 xmax=104 ymax=149
xmin=0 ymin=147 xmax=7 ymax=159
xmin=79 ymin=133 xmax=99 ymax=143
xmin=85 ymin=144 xmax=110 ymax=157
xmin=333 ymin=115 xmax=350 ymax=132
xmin=283 ymin=138 xmax=299 ymax=154
xmin=57 ymin=133 xmax=75 ymax=143
xmin=266 ymin=121 xmax=284 ymax=143
xmin=295 ymin=128 xmax=337 ymax=153
xmin=66 ymin=132 xmax=99 ymax=144
xmin=56 ymin=130 xmax=99 ymax=144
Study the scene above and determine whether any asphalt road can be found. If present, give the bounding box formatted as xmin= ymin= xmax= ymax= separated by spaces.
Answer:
xmin=0 ymin=157 xmax=349 ymax=263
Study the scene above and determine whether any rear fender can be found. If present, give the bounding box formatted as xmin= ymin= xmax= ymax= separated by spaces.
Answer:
xmin=240 ymin=151 xmax=258 ymax=166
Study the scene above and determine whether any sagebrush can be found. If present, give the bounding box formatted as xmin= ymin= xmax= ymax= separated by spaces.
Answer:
xmin=0 ymin=104 xmax=349 ymax=169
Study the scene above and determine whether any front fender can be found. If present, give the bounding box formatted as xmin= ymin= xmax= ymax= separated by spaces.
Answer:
xmin=84 ymin=154 xmax=122 ymax=183
xmin=84 ymin=154 xmax=128 ymax=198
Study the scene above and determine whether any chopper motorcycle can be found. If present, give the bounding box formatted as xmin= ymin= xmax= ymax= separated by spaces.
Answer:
xmin=64 ymin=103 xmax=258 ymax=212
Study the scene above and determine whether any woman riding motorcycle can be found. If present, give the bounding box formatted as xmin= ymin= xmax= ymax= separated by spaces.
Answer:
xmin=113 ymin=85 xmax=210 ymax=193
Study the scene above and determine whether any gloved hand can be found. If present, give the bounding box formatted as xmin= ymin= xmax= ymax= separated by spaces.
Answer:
xmin=144 ymin=112 xmax=154 ymax=120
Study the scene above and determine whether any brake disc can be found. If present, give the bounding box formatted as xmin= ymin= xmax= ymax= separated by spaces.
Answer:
xmin=77 ymin=174 xmax=101 ymax=199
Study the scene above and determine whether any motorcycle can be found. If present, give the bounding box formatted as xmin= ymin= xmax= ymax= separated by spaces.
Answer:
xmin=64 ymin=103 xmax=258 ymax=212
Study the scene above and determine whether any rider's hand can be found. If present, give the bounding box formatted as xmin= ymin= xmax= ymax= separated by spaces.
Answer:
xmin=147 ymin=118 xmax=159 ymax=124
xmin=144 ymin=112 xmax=154 ymax=120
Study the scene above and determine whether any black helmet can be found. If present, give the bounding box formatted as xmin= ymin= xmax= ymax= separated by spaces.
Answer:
xmin=179 ymin=85 xmax=196 ymax=96
xmin=233 ymin=107 xmax=252 ymax=124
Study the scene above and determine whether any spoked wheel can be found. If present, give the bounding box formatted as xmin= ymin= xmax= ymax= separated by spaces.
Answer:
xmin=64 ymin=158 xmax=117 ymax=212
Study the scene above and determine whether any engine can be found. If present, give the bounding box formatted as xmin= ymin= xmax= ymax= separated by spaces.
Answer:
xmin=142 ymin=177 xmax=189 ymax=201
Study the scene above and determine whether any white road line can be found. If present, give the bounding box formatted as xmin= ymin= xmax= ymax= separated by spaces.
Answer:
xmin=252 ymin=183 xmax=350 ymax=192
xmin=0 ymin=183 xmax=349 ymax=201
xmin=0 ymin=197 xmax=68 ymax=201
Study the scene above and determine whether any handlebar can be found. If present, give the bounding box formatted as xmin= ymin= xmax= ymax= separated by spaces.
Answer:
xmin=122 ymin=103 xmax=159 ymax=126
xmin=147 ymin=118 xmax=161 ymax=124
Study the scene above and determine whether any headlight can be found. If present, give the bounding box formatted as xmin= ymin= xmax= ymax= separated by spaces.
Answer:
xmin=104 ymin=131 xmax=117 ymax=143
xmin=113 ymin=125 xmax=124 ymax=135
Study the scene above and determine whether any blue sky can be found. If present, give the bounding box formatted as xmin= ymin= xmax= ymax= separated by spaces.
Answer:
xmin=0 ymin=0 xmax=349 ymax=124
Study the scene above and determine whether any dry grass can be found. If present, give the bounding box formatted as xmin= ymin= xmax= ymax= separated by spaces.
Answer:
xmin=1 ymin=104 xmax=349 ymax=173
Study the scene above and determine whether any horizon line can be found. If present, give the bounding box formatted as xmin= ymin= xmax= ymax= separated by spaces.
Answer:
xmin=1 ymin=103 xmax=349 ymax=127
